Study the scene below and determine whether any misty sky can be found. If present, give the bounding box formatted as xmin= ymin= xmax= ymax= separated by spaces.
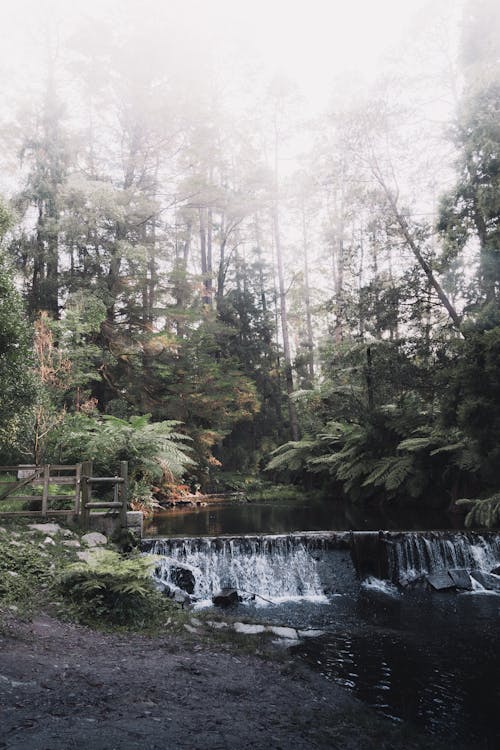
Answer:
xmin=0 ymin=0 xmax=460 ymax=114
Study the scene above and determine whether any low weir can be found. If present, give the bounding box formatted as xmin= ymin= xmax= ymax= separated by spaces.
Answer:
xmin=142 ymin=530 xmax=500 ymax=601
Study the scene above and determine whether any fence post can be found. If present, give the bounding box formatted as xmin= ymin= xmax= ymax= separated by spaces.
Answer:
xmin=81 ymin=460 xmax=93 ymax=530
xmin=119 ymin=461 xmax=128 ymax=530
xmin=41 ymin=465 xmax=50 ymax=517
xmin=74 ymin=463 xmax=82 ymax=518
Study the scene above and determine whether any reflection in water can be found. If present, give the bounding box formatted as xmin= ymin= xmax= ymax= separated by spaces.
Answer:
xmin=144 ymin=497 xmax=462 ymax=538
xmin=293 ymin=590 xmax=500 ymax=748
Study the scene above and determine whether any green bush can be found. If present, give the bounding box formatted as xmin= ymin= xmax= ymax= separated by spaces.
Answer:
xmin=58 ymin=548 xmax=169 ymax=628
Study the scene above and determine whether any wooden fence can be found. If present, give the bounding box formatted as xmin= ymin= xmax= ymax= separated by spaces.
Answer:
xmin=0 ymin=461 xmax=128 ymax=529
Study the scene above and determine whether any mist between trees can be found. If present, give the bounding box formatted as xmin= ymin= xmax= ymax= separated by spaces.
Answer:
xmin=0 ymin=0 xmax=499 ymax=526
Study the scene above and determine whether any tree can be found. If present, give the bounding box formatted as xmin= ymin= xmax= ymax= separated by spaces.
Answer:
xmin=0 ymin=242 xmax=36 ymax=461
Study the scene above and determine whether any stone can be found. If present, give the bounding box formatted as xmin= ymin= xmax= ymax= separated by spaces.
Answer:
xmin=81 ymin=532 xmax=107 ymax=547
xmin=426 ymin=572 xmax=455 ymax=591
xmin=233 ymin=622 xmax=266 ymax=635
xmin=169 ymin=565 xmax=196 ymax=595
xmin=184 ymin=624 xmax=200 ymax=634
xmin=43 ymin=536 xmax=56 ymax=546
xmin=449 ymin=569 xmax=472 ymax=591
xmin=297 ymin=629 xmax=325 ymax=638
xmin=190 ymin=617 xmax=203 ymax=627
xmin=206 ymin=620 xmax=228 ymax=630
xmin=268 ymin=626 xmax=299 ymax=640
xmin=28 ymin=523 xmax=62 ymax=535
xmin=63 ymin=540 xmax=81 ymax=548
xmin=470 ymin=571 xmax=500 ymax=592
xmin=174 ymin=590 xmax=192 ymax=608
xmin=76 ymin=551 xmax=93 ymax=562
xmin=212 ymin=588 xmax=239 ymax=607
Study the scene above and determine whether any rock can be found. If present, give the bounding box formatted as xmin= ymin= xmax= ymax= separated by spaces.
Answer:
xmin=206 ymin=620 xmax=228 ymax=629
xmin=426 ymin=572 xmax=455 ymax=591
xmin=28 ymin=523 xmax=62 ymax=535
xmin=490 ymin=565 xmax=500 ymax=576
xmin=233 ymin=622 xmax=266 ymax=635
xmin=0 ymin=527 xmax=7 ymax=534
xmin=169 ymin=565 xmax=196 ymax=595
xmin=449 ymin=569 xmax=472 ymax=590
xmin=184 ymin=624 xmax=200 ymax=634
xmin=190 ymin=617 xmax=203 ymax=627
xmin=76 ymin=551 xmax=93 ymax=562
xmin=268 ymin=626 xmax=299 ymax=640
xmin=174 ymin=590 xmax=193 ymax=608
xmin=81 ymin=532 xmax=107 ymax=547
xmin=212 ymin=588 xmax=240 ymax=607
xmin=470 ymin=571 xmax=500 ymax=592
xmin=43 ymin=537 xmax=56 ymax=546
xmin=63 ymin=540 xmax=81 ymax=548
xmin=297 ymin=629 xmax=325 ymax=638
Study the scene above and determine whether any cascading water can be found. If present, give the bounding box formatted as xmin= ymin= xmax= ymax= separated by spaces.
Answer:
xmin=385 ymin=531 xmax=500 ymax=585
xmin=145 ymin=535 xmax=338 ymax=604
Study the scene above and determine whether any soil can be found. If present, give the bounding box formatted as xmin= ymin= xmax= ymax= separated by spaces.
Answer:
xmin=0 ymin=613 xmax=442 ymax=750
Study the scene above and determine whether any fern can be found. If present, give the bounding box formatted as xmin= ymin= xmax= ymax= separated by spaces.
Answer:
xmin=457 ymin=494 xmax=500 ymax=529
xmin=58 ymin=549 xmax=165 ymax=627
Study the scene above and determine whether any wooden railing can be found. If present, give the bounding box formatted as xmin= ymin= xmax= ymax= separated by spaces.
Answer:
xmin=0 ymin=461 xmax=128 ymax=529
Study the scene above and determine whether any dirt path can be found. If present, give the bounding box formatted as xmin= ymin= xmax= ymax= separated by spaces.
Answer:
xmin=0 ymin=614 xmax=440 ymax=750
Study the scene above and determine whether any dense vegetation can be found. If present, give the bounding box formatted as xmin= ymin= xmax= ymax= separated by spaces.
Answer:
xmin=0 ymin=0 xmax=499 ymax=526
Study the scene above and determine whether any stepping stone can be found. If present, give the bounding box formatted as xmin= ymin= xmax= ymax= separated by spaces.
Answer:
xmin=449 ymin=569 xmax=472 ymax=590
xmin=233 ymin=622 xmax=266 ymax=635
xmin=268 ymin=626 xmax=299 ymax=640
xmin=426 ymin=572 xmax=455 ymax=591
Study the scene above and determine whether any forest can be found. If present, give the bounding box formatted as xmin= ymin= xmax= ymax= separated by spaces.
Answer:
xmin=0 ymin=0 xmax=499 ymax=527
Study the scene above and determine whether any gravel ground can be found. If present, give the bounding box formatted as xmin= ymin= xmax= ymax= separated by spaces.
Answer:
xmin=0 ymin=613 xmax=444 ymax=750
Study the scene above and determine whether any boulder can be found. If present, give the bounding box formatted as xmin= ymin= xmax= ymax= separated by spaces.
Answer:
xmin=212 ymin=588 xmax=239 ymax=607
xmin=81 ymin=532 xmax=107 ymax=547
xmin=28 ymin=523 xmax=62 ymax=535
xmin=449 ymin=569 xmax=473 ymax=591
xmin=269 ymin=626 xmax=299 ymax=640
xmin=170 ymin=565 xmax=196 ymax=595
xmin=470 ymin=571 xmax=500 ymax=592
xmin=233 ymin=622 xmax=266 ymax=635
xmin=426 ymin=572 xmax=455 ymax=591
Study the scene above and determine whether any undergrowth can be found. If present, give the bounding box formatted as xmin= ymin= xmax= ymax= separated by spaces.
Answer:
xmin=57 ymin=548 xmax=183 ymax=630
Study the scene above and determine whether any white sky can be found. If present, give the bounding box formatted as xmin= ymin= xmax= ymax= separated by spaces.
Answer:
xmin=0 ymin=0 xmax=457 ymax=107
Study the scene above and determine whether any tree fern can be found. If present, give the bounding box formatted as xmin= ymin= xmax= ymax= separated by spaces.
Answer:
xmin=457 ymin=494 xmax=500 ymax=529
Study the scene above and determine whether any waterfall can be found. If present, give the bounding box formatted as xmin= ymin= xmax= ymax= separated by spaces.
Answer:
xmin=385 ymin=532 xmax=500 ymax=585
xmin=146 ymin=535 xmax=335 ymax=604
xmin=142 ymin=531 xmax=500 ymax=603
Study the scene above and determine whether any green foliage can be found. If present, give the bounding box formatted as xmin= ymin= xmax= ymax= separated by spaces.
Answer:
xmin=57 ymin=549 xmax=167 ymax=628
xmin=0 ymin=253 xmax=36 ymax=462
xmin=0 ymin=533 xmax=51 ymax=607
xmin=48 ymin=413 xmax=195 ymax=497
xmin=457 ymin=493 xmax=500 ymax=529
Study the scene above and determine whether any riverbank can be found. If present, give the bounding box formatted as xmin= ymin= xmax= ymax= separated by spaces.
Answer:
xmin=0 ymin=610 xmax=452 ymax=750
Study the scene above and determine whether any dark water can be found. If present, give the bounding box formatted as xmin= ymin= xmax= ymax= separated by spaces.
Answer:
xmin=289 ymin=589 xmax=500 ymax=749
xmin=145 ymin=499 xmax=499 ymax=747
xmin=144 ymin=496 xmax=462 ymax=537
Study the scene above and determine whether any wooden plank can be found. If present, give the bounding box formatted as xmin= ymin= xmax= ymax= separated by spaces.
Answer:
xmin=80 ymin=461 xmax=92 ymax=530
xmin=48 ymin=465 xmax=79 ymax=471
xmin=0 ymin=466 xmax=37 ymax=472
xmin=86 ymin=477 xmax=125 ymax=484
xmin=120 ymin=461 xmax=128 ymax=530
xmin=0 ymin=469 xmax=43 ymax=501
xmin=74 ymin=464 xmax=81 ymax=515
xmin=1 ymin=495 xmax=42 ymax=502
xmin=41 ymin=465 xmax=49 ymax=517
xmin=84 ymin=502 xmax=123 ymax=509
xmin=0 ymin=510 xmax=76 ymax=517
